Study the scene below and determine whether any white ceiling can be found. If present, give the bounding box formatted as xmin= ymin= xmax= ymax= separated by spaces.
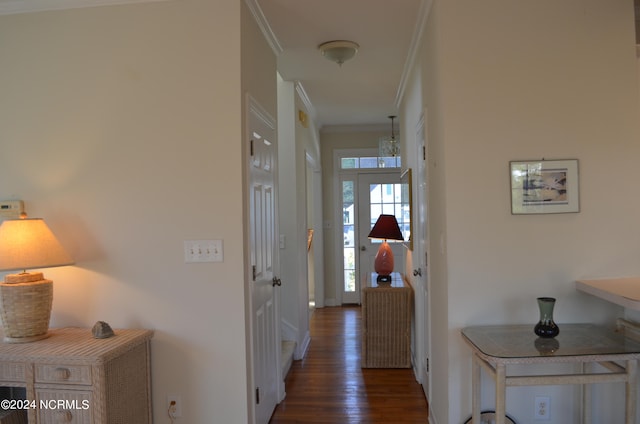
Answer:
xmin=1 ymin=0 xmax=428 ymax=129
xmin=254 ymin=0 xmax=428 ymax=129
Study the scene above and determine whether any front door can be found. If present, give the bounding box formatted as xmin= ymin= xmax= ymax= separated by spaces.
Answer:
xmin=358 ymin=172 xmax=405 ymax=285
xmin=342 ymin=172 xmax=404 ymax=304
xmin=247 ymin=97 xmax=281 ymax=424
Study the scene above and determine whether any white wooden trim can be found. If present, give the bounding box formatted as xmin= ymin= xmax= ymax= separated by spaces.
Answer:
xmin=244 ymin=0 xmax=283 ymax=56
xmin=394 ymin=0 xmax=432 ymax=109
xmin=296 ymin=330 xmax=310 ymax=360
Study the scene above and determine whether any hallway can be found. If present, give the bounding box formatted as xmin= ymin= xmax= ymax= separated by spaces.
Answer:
xmin=269 ymin=306 xmax=429 ymax=423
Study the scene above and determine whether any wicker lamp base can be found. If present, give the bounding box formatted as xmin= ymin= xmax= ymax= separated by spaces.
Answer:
xmin=0 ymin=272 xmax=53 ymax=343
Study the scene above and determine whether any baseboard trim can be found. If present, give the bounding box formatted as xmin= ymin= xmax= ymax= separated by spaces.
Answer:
xmin=295 ymin=330 xmax=310 ymax=360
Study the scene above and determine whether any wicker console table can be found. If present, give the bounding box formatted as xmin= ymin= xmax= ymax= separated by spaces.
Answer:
xmin=461 ymin=324 xmax=640 ymax=424
xmin=361 ymin=275 xmax=412 ymax=368
xmin=0 ymin=327 xmax=153 ymax=424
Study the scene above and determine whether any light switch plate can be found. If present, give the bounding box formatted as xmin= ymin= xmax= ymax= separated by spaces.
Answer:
xmin=184 ymin=240 xmax=223 ymax=263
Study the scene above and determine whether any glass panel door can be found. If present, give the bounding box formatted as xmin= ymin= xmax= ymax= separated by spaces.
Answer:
xmin=341 ymin=172 xmax=404 ymax=304
xmin=358 ymin=173 xmax=405 ymax=290
xmin=341 ymin=180 xmax=356 ymax=299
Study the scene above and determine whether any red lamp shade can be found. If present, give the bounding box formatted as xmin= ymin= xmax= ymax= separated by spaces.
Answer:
xmin=368 ymin=215 xmax=404 ymax=283
xmin=368 ymin=214 xmax=404 ymax=241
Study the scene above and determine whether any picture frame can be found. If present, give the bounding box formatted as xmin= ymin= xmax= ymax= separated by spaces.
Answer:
xmin=510 ymin=159 xmax=579 ymax=214
xmin=400 ymin=168 xmax=413 ymax=250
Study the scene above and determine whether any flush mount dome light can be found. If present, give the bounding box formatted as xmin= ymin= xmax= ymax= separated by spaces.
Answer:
xmin=318 ymin=40 xmax=359 ymax=66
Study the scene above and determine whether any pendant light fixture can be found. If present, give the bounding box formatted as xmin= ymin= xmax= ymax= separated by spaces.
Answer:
xmin=379 ymin=115 xmax=400 ymax=158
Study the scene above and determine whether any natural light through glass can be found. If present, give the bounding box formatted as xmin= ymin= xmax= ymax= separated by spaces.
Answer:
xmin=340 ymin=156 xmax=401 ymax=169
xmin=342 ymin=180 xmax=355 ymax=292
xmin=369 ymin=183 xmax=403 ymax=243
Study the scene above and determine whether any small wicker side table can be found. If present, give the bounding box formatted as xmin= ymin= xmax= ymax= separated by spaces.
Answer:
xmin=0 ymin=327 xmax=153 ymax=424
xmin=361 ymin=275 xmax=413 ymax=368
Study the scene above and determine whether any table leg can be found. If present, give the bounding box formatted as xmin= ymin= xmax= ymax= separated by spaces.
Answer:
xmin=495 ymin=363 xmax=506 ymax=424
xmin=626 ymin=359 xmax=638 ymax=424
xmin=472 ymin=354 xmax=481 ymax=424
xmin=582 ymin=362 xmax=592 ymax=424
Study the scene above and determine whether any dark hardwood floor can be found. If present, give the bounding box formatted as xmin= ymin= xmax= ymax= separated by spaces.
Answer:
xmin=269 ymin=306 xmax=429 ymax=423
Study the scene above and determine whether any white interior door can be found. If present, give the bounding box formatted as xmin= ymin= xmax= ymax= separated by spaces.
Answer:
xmin=248 ymin=97 xmax=281 ymax=424
xmin=413 ymin=113 xmax=430 ymax=399
xmin=353 ymin=172 xmax=404 ymax=300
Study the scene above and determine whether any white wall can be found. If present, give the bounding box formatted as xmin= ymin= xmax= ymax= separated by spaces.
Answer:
xmin=277 ymin=77 xmax=319 ymax=358
xmin=403 ymin=1 xmax=640 ymax=423
xmin=0 ymin=1 xmax=274 ymax=422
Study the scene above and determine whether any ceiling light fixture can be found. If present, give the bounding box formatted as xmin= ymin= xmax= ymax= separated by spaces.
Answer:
xmin=318 ymin=40 xmax=359 ymax=66
xmin=379 ymin=115 xmax=400 ymax=158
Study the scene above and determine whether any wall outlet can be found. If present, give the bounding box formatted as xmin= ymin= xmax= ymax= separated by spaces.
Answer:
xmin=534 ymin=396 xmax=550 ymax=420
xmin=168 ymin=394 xmax=182 ymax=418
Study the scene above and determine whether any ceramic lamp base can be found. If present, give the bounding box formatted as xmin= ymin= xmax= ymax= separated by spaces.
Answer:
xmin=374 ymin=241 xmax=394 ymax=274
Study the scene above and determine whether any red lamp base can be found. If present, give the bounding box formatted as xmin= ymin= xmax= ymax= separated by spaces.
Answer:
xmin=374 ymin=241 xmax=394 ymax=282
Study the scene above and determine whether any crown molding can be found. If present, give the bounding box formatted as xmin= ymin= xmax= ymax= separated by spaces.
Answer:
xmin=244 ymin=0 xmax=283 ymax=56
xmin=0 ymin=0 xmax=171 ymax=15
xmin=394 ymin=0 xmax=432 ymax=109
xmin=295 ymin=82 xmax=316 ymax=123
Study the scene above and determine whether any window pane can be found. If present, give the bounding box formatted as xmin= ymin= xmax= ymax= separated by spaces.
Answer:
xmin=341 ymin=158 xmax=357 ymax=169
xmin=379 ymin=157 xmax=398 ymax=168
xmin=344 ymin=244 xmax=355 ymax=293
xmin=370 ymin=204 xmax=382 ymax=221
xmin=359 ymin=157 xmax=378 ymax=168
xmin=344 ymin=269 xmax=355 ymax=292
xmin=344 ymin=247 xmax=355 ymax=269
xmin=381 ymin=183 xmax=395 ymax=203
xmin=339 ymin=154 xmax=400 ymax=170
xmin=342 ymin=180 xmax=356 ymax=294
xmin=343 ymin=181 xmax=354 ymax=205
xmin=343 ymin=224 xmax=354 ymax=247
xmin=382 ymin=204 xmax=395 ymax=215
xmin=369 ymin=184 xmax=382 ymax=203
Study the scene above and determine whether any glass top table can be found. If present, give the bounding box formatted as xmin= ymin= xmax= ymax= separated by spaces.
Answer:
xmin=461 ymin=323 xmax=640 ymax=424
xmin=462 ymin=324 xmax=640 ymax=362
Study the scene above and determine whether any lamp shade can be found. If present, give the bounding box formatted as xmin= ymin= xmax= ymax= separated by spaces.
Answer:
xmin=368 ymin=214 xmax=404 ymax=241
xmin=0 ymin=218 xmax=73 ymax=272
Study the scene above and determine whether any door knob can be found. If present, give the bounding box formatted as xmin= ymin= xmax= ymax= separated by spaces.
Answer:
xmin=413 ymin=268 xmax=422 ymax=277
xmin=360 ymin=246 xmax=367 ymax=251
xmin=272 ymin=277 xmax=282 ymax=287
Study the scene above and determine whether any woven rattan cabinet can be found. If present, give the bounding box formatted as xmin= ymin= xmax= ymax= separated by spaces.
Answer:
xmin=361 ymin=280 xmax=413 ymax=368
xmin=0 ymin=328 xmax=153 ymax=424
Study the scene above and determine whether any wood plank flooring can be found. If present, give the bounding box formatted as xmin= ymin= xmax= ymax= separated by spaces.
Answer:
xmin=269 ymin=306 xmax=429 ymax=423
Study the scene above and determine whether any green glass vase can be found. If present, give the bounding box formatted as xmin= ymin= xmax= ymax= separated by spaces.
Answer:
xmin=534 ymin=297 xmax=559 ymax=338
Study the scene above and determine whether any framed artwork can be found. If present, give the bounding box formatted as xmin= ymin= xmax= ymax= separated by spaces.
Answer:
xmin=400 ymin=168 xmax=413 ymax=250
xmin=510 ymin=159 xmax=579 ymax=214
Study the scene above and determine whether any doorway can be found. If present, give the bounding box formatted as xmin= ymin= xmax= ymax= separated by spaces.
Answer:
xmin=356 ymin=172 xmax=405 ymax=292
xmin=336 ymin=149 xmax=402 ymax=305
xmin=247 ymin=96 xmax=282 ymax=424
